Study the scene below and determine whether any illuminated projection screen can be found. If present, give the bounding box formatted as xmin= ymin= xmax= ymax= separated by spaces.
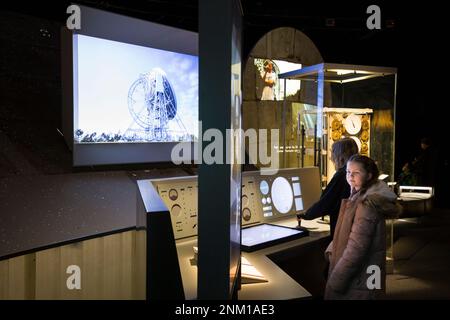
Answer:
xmin=61 ymin=5 xmax=198 ymax=166
xmin=74 ymin=34 xmax=198 ymax=144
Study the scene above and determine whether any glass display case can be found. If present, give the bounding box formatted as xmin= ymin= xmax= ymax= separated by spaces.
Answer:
xmin=279 ymin=63 xmax=398 ymax=189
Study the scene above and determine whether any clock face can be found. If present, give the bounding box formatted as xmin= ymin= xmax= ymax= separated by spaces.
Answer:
xmin=344 ymin=114 xmax=362 ymax=135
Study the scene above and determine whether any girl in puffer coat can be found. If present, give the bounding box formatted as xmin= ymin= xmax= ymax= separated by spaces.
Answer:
xmin=324 ymin=154 xmax=401 ymax=300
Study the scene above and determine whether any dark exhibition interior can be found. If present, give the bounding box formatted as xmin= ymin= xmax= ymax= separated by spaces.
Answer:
xmin=1 ymin=0 xmax=449 ymax=304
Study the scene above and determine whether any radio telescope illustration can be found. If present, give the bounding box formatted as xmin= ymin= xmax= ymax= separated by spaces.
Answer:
xmin=126 ymin=68 xmax=189 ymax=142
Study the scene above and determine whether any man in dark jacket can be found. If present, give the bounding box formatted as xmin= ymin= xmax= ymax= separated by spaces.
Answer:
xmin=297 ymin=138 xmax=358 ymax=237
xmin=412 ymin=137 xmax=438 ymax=187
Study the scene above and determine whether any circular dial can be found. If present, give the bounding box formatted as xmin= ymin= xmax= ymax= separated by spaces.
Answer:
xmin=271 ymin=177 xmax=293 ymax=214
xmin=169 ymin=189 xmax=178 ymax=201
xmin=344 ymin=113 xmax=362 ymax=135
xmin=171 ymin=204 xmax=182 ymax=217
xmin=261 ymin=198 xmax=267 ymax=205
xmin=242 ymin=208 xmax=252 ymax=221
xmin=267 ymin=197 xmax=272 ymax=204
xmin=259 ymin=180 xmax=269 ymax=195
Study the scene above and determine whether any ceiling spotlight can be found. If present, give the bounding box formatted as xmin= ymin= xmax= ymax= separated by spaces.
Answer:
xmin=39 ymin=28 xmax=51 ymax=38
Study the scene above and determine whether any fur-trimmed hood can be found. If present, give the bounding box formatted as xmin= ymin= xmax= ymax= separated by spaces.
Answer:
xmin=359 ymin=181 xmax=401 ymax=219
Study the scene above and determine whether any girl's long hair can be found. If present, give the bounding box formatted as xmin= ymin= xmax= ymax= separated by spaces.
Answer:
xmin=332 ymin=138 xmax=359 ymax=169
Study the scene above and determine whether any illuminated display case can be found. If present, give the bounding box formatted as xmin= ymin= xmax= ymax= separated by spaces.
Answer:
xmin=279 ymin=63 xmax=398 ymax=188
xmin=323 ymin=107 xmax=373 ymax=184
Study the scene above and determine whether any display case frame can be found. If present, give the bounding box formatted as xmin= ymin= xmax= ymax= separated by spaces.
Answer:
xmin=279 ymin=63 xmax=397 ymax=187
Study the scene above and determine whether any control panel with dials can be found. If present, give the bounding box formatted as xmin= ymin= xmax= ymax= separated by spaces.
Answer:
xmin=149 ymin=167 xmax=321 ymax=240
xmin=241 ymin=170 xmax=312 ymax=225
xmin=152 ymin=177 xmax=198 ymax=240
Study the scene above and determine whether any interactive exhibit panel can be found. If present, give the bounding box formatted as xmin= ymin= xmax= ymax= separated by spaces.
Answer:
xmin=137 ymin=167 xmax=321 ymax=298
xmin=138 ymin=167 xmax=321 ymax=249
xmin=62 ymin=5 xmax=198 ymax=166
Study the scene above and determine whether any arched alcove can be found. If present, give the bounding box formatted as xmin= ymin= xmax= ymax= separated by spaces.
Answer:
xmin=242 ymin=27 xmax=331 ymax=169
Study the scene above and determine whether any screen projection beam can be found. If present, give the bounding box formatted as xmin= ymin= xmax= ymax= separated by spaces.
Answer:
xmin=75 ymin=5 xmax=197 ymax=55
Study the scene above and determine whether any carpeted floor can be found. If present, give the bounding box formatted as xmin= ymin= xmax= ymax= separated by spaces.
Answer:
xmin=386 ymin=208 xmax=450 ymax=299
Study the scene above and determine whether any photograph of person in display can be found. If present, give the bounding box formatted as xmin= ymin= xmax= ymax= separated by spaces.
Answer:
xmin=260 ymin=59 xmax=277 ymax=100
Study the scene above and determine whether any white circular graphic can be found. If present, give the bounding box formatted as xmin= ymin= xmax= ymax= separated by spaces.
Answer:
xmin=350 ymin=136 xmax=362 ymax=152
xmin=262 ymin=198 xmax=267 ymax=205
xmin=260 ymin=180 xmax=269 ymax=195
xmin=271 ymin=177 xmax=293 ymax=214
xmin=267 ymin=197 xmax=272 ymax=204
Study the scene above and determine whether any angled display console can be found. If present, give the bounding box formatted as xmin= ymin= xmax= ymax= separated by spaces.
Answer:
xmin=136 ymin=167 xmax=323 ymax=300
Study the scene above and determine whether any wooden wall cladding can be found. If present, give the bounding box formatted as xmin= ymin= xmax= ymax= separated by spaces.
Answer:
xmin=0 ymin=230 xmax=146 ymax=300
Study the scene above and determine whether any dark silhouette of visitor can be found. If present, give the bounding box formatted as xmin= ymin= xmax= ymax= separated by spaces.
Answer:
xmin=411 ymin=137 xmax=438 ymax=187
xmin=398 ymin=162 xmax=417 ymax=186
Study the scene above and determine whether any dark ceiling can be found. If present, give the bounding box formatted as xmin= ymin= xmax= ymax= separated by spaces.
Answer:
xmin=2 ymin=1 xmax=402 ymax=29
xmin=3 ymin=0 xmax=405 ymax=63
xmin=4 ymin=0 xmax=444 ymax=66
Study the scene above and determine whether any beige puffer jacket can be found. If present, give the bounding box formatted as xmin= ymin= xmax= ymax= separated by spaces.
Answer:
xmin=324 ymin=181 xmax=400 ymax=300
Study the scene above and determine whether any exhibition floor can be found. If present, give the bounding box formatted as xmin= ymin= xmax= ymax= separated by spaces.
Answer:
xmin=386 ymin=208 xmax=450 ymax=299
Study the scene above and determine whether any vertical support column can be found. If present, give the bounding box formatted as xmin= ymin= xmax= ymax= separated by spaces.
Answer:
xmin=282 ymin=78 xmax=287 ymax=168
xmin=198 ymin=0 xmax=243 ymax=299
xmin=392 ymin=73 xmax=398 ymax=180
xmin=317 ymin=68 xmax=325 ymax=187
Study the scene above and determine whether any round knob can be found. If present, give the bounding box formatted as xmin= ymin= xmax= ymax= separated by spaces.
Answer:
xmin=242 ymin=208 xmax=252 ymax=221
xmin=171 ymin=204 xmax=182 ymax=217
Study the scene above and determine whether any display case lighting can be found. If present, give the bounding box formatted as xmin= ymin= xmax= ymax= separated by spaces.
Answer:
xmin=327 ymin=69 xmax=374 ymax=76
